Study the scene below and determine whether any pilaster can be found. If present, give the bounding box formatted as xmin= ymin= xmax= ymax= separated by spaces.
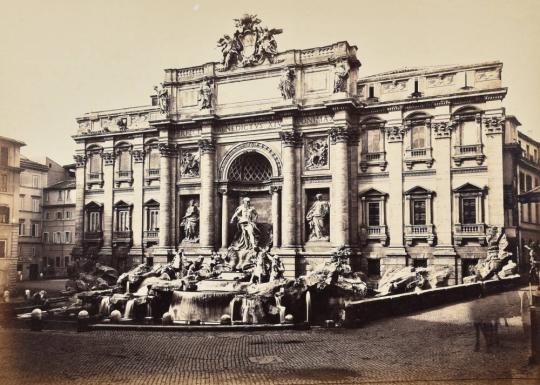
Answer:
xmin=157 ymin=142 xmax=176 ymax=258
xmin=73 ymin=153 xmax=86 ymax=257
xmin=484 ymin=115 xmax=505 ymax=227
xmin=129 ymin=146 xmax=145 ymax=259
xmin=101 ymin=150 xmax=115 ymax=256
xmin=199 ymin=137 xmax=216 ymax=252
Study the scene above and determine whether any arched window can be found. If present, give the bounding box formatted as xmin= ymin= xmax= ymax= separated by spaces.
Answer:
xmin=228 ymin=153 xmax=272 ymax=183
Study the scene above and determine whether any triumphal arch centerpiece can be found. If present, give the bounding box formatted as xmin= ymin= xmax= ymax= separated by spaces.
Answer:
xmin=73 ymin=14 xmax=512 ymax=282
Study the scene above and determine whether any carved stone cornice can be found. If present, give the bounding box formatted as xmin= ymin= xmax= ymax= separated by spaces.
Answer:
xmin=101 ymin=151 xmax=115 ymax=166
xmin=432 ymin=121 xmax=457 ymax=139
xmin=385 ymin=126 xmax=405 ymax=143
xmin=328 ymin=127 xmax=350 ymax=144
xmin=130 ymin=149 xmax=145 ymax=163
xmin=483 ymin=116 xmax=504 ymax=135
xmin=159 ymin=143 xmax=177 ymax=157
xmin=73 ymin=155 xmax=87 ymax=168
xmin=280 ymin=130 xmax=303 ymax=147
xmin=198 ymin=139 xmax=216 ymax=154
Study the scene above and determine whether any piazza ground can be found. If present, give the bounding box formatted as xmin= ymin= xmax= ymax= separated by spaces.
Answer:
xmin=1 ymin=288 xmax=539 ymax=385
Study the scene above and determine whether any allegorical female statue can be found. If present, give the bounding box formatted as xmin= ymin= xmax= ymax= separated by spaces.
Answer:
xmin=306 ymin=193 xmax=330 ymax=241
xmin=181 ymin=200 xmax=199 ymax=242
xmin=230 ymin=197 xmax=259 ymax=249
xmin=198 ymin=78 xmax=213 ymax=109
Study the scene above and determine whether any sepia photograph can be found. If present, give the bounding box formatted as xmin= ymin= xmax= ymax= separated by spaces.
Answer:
xmin=0 ymin=0 xmax=539 ymax=384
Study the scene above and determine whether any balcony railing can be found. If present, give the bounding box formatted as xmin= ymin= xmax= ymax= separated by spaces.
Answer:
xmin=88 ymin=172 xmax=102 ymax=180
xmin=84 ymin=231 xmax=103 ymax=244
xmin=113 ymin=230 xmax=133 ymax=245
xmin=453 ymin=144 xmax=485 ymax=166
xmin=116 ymin=170 xmax=133 ymax=179
xmin=404 ymin=147 xmax=433 ymax=169
xmin=144 ymin=168 xmax=160 ymax=184
xmin=454 ymin=223 xmax=486 ymax=246
xmin=404 ymin=224 xmax=435 ymax=246
xmin=359 ymin=152 xmax=387 ymax=172
xmin=360 ymin=225 xmax=389 ymax=246
xmin=143 ymin=230 xmax=159 ymax=240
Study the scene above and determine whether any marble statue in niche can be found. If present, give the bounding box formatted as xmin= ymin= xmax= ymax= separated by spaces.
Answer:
xmin=198 ymin=78 xmax=213 ymax=109
xmin=333 ymin=61 xmax=349 ymax=93
xmin=230 ymin=197 xmax=259 ymax=250
xmin=306 ymin=193 xmax=330 ymax=241
xmin=305 ymin=138 xmax=328 ymax=169
xmin=179 ymin=149 xmax=200 ymax=177
xmin=278 ymin=67 xmax=295 ymax=100
xmin=180 ymin=199 xmax=199 ymax=242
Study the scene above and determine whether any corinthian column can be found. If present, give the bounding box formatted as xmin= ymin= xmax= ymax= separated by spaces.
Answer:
xmin=270 ymin=186 xmax=281 ymax=248
xmin=199 ymin=139 xmax=216 ymax=251
xmin=72 ymin=154 xmax=86 ymax=257
xmin=280 ymin=131 xmax=302 ymax=248
xmin=158 ymin=143 xmax=175 ymax=249
xmin=101 ymin=150 xmax=115 ymax=257
xmin=329 ymin=127 xmax=350 ymax=247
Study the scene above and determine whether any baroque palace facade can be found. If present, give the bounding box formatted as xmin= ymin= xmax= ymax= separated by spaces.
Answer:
xmin=72 ymin=16 xmax=529 ymax=283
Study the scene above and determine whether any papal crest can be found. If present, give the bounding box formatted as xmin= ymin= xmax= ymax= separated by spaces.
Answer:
xmin=217 ymin=14 xmax=283 ymax=71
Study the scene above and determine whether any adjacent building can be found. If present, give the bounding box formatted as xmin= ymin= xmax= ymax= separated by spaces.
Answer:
xmin=71 ymin=19 xmax=539 ymax=282
xmin=0 ymin=136 xmax=25 ymax=290
xmin=42 ymin=177 xmax=76 ymax=278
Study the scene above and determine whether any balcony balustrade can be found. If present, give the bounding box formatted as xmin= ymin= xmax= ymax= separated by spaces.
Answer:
xmin=359 ymin=151 xmax=387 ymax=172
xmin=404 ymin=224 xmax=435 ymax=246
xmin=453 ymin=144 xmax=485 ymax=166
xmin=404 ymin=147 xmax=433 ymax=169
xmin=454 ymin=223 xmax=486 ymax=245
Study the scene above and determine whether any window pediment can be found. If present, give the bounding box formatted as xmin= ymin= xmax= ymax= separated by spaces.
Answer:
xmin=144 ymin=199 xmax=159 ymax=207
xmin=404 ymin=186 xmax=434 ymax=196
xmin=359 ymin=188 xmax=388 ymax=198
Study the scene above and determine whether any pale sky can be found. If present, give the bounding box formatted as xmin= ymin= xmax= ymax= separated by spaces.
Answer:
xmin=1 ymin=0 xmax=539 ymax=164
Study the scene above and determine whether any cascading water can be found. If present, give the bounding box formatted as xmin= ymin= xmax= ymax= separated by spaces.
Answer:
xmin=275 ymin=295 xmax=286 ymax=324
xmin=125 ymin=281 xmax=130 ymax=294
xmin=168 ymin=291 xmax=237 ymax=323
xmin=124 ymin=299 xmax=135 ymax=319
xmin=99 ymin=296 xmax=111 ymax=316
xmin=305 ymin=291 xmax=311 ymax=324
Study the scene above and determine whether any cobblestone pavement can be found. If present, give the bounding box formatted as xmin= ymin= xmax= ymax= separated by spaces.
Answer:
xmin=0 ymin=288 xmax=539 ymax=385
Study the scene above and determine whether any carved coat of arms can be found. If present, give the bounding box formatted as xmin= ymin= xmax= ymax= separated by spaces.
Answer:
xmin=217 ymin=14 xmax=282 ymax=71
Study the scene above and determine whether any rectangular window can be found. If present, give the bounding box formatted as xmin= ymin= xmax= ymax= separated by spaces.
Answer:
xmin=89 ymin=211 xmax=101 ymax=232
xmin=367 ymin=258 xmax=380 ymax=277
xmin=65 ymin=190 xmax=71 ymax=202
xmin=367 ymin=202 xmax=380 ymax=226
xmin=0 ymin=174 xmax=7 ymax=192
xmin=57 ymin=190 xmax=63 ymax=201
xmin=32 ymin=175 xmax=39 ymax=188
xmin=43 ymin=232 xmax=49 ymax=243
xmin=64 ymin=231 xmax=71 ymax=244
xmin=31 ymin=247 xmax=35 ymax=257
xmin=460 ymin=120 xmax=479 ymax=145
xmin=0 ymin=206 xmax=9 ymax=224
xmin=149 ymin=149 xmax=160 ymax=169
xmin=44 ymin=191 xmax=49 ymax=202
xmin=367 ymin=130 xmax=381 ymax=153
xmin=462 ymin=198 xmax=477 ymax=224
xmin=519 ymin=172 xmax=525 ymax=193
xmin=148 ymin=209 xmax=159 ymax=231
xmin=526 ymin=175 xmax=533 ymax=191
xmin=0 ymin=147 xmax=8 ymax=166
xmin=56 ymin=257 xmax=61 ymax=268
xmin=64 ymin=256 xmax=70 ymax=267
xmin=119 ymin=151 xmax=130 ymax=172
xmin=117 ymin=210 xmax=130 ymax=231
xmin=412 ymin=200 xmax=426 ymax=225
xmin=65 ymin=211 xmax=72 ymax=219
xmin=19 ymin=195 xmax=25 ymax=210
xmin=32 ymin=198 xmax=40 ymax=213
xmin=45 ymin=212 xmax=50 ymax=220
xmin=53 ymin=232 xmax=61 ymax=244
xmin=0 ymin=240 xmax=6 ymax=258
xmin=411 ymin=126 xmax=426 ymax=149
xmin=56 ymin=211 xmax=63 ymax=220
xmin=31 ymin=223 xmax=40 ymax=237
xmin=19 ymin=221 xmax=25 ymax=236
xmin=90 ymin=154 xmax=101 ymax=173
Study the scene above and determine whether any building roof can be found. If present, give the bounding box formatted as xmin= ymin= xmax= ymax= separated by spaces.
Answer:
xmin=45 ymin=179 xmax=76 ymax=190
xmin=20 ymin=156 xmax=49 ymax=172
xmin=518 ymin=130 xmax=540 ymax=147
xmin=0 ymin=135 xmax=26 ymax=147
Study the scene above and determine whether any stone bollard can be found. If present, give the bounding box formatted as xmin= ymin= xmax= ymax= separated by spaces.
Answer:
xmin=3 ymin=290 xmax=10 ymax=304
xmin=284 ymin=314 xmax=294 ymax=324
xmin=109 ymin=310 xmax=122 ymax=324
xmin=531 ymin=305 xmax=540 ymax=364
xmin=162 ymin=312 xmax=173 ymax=325
xmin=324 ymin=319 xmax=335 ymax=328
xmin=77 ymin=310 xmax=90 ymax=332
xmin=30 ymin=308 xmax=43 ymax=331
